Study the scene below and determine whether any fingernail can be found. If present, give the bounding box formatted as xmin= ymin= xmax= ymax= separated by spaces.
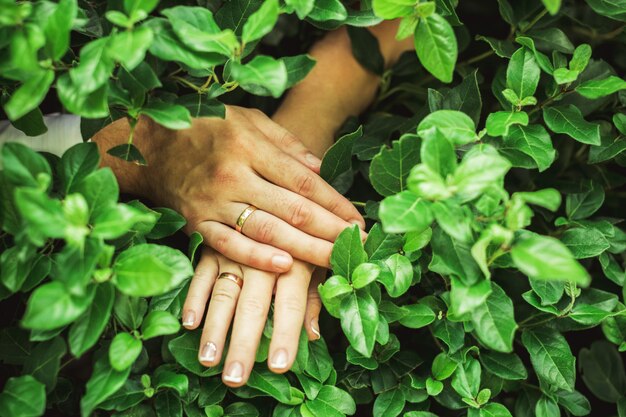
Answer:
xmin=199 ymin=342 xmax=217 ymax=362
xmin=350 ymin=219 xmax=366 ymax=230
xmin=305 ymin=153 xmax=321 ymax=167
xmin=182 ymin=310 xmax=195 ymax=327
xmin=311 ymin=319 xmax=321 ymax=340
xmin=223 ymin=362 xmax=244 ymax=383
xmin=272 ymin=255 xmax=291 ymax=270
xmin=270 ymin=349 xmax=289 ymax=369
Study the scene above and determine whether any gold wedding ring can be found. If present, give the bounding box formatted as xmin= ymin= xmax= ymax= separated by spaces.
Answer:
xmin=235 ymin=205 xmax=257 ymax=233
xmin=217 ymin=272 xmax=243 ymax=289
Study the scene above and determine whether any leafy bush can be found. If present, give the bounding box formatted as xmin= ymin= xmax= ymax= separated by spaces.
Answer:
xmin=1 ymin=0 xmax=626 ymax=417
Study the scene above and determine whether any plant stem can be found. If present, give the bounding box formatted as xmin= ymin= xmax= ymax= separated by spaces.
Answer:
xmin=351 ymin=201 xmax=366 ymax=207
xmin=520 ymin=8 xmax=548 ymax=34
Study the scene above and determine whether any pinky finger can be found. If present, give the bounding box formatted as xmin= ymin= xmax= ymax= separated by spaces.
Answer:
xmin=182 ymin=247 xmax=218 ymax=329
xmin=304 ymin=268 xmax=325 ymax=341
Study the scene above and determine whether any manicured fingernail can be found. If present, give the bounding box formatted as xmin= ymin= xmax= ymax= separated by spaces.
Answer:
xmin=199 ymin=342 xmax=217 ymax=362
xmin=311 ymin=319 xmax=321 ymax=340
xmin=223 ymin=362 xmax=244 ymax=383
xmin=272 ymin=255 xmax=291 ymax=270
xmin=305 ymin=153 xmax=321 ymax=167
xmin=182 ymin=310 xmax=195 ymax=327
xmin=270 ymin=349 xmax=289 ymax=369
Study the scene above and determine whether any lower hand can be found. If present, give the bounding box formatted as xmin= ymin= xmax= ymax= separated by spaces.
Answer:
xmin=182 ymin=247 xmax=324 ymax=387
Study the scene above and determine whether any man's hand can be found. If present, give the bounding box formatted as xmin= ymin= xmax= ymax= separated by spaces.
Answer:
xmin=92 ymin=105 xmax=365 ymax=272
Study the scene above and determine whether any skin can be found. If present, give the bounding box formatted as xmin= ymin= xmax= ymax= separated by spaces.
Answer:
xmin=92 ymin=106 xmax=366 ymax=273
xmin=182 ymin=21 xmax=414 ymax=387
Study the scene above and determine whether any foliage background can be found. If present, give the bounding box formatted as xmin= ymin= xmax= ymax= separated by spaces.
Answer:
xmin=1 ymin=0 xmax=626 ymax=417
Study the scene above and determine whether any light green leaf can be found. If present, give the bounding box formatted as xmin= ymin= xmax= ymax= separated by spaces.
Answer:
xmin=379 ymin=191 xmax=433 ymax=234
xmin=69 ymin=283 xmax=115 ymax=357
xmin=22 ymin=282 xmax=95 ymax=330
xmin=81 ymin=354 xmax=131 ymax=416
xmin=471 ymin=282 xmax=517 ymax=352
xmin=576 ymin=76 xmax=626 ymax=99
xmin=4 ymin=69 xmax=54 ymax=121
xmin=418 ymin=110 xmax=477 ymax=145
xmin=369 ymin=135 xmax=421 ymax=197
xmin=451 ymin=358 xmax=481 ymax=398
xmin=414 ymin=13 xmax=457 ymax=83
xmin=0 ymin=376 xmax=46 ymax=417
xmin=113 ymin=244 xmax=193 ymax=297
xmin=242 ymin=0 xmax=279 ymax=43
xmin=372 ymin=0 xmax=416 ymax=19
xmin=339 ymin=289 xmax=379 ymax=357
xmin=373 ymin=388 xmax=405 ymax=417
xmin=506 ymin=47 xmax=540 ymax=99
xmin=480 ymin=351 xmax=527 ymax=380
xmin=486 ymin=111 xmax=529 ymax=137
xmin=399 ymin=303 xmax=435 ymax=329
xmin=141 ymin=310 xmax=180 ymax=340
xmin=352 ymin=263 xmax=381 ymax=289
xmin=512 ymin=233 xmax=591 ymax=286
xmin=330 ymin=225 xmax=367 ymax=281
xmin=452 ymin=145 xmax=511 ymax=202
xmin=560 ymin=227 xmax=610 ymax=259
xmin=542 ymin=0 xmax=562 ymax=15
xmin=230 ymin=55 xmax=288 ymax=98
xmin=109 ymin=332 xmax=142 ymax=371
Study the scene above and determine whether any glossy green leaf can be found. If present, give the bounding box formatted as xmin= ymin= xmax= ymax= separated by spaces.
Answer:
xmin=414 ymin=13 xmax=457 ymax=83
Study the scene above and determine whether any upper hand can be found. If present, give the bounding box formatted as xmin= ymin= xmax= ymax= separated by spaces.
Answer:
xmin=139 ymin=105 xmax=364 ymax=272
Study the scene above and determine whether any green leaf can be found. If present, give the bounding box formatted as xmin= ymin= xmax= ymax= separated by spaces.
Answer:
xmin=511 ymin=233 xmax=591 ymax=286
xmin=418 ymin=110 xmax=477 ymax=145
xmin=450 ymin=277 xmax=492 ymax=316
xmin=399 ymin=303 xmax=435 ymax=329
xmin=569 ymin=44 xmax=592 ymax=72
xmin=352 ymin=263 xmax=381 ymax=289
xmin=480 ymin=351 xmax=527 ymax=380
xmin=535 ymin=396 xmax=559 ymax=417
xmin=1 ymin=142 xmax=51 ymax=188
xmin=556 ymin=390 xmax=591 ymax=416
xmin=81 ymin=354 xmax=131 ymax=417
xmin=530 ymin=278 xmax=565 ymax=306
xmin=302 ymin=385 xmax=356 ymax=417
xmin=522 ymin=327 xmax=576 ymax=392
xmin=421 ymin=128 xmax=457 ymax=178
xmin=347 ymin=26 xmax=385 ymax=75
xmin=106 ymin=144 xmax=146 ymax=165
xmin=370 ymin=134 xmax=421 ymax=197
xmin=113 ymin=244 xmax=193 ymax=297
xmin=451 ymin=358 xmax=481 ymax=398
xmin=513 ymin=188 xmax=562 ymax=211
xmin=283 ymin=54 xmax=317 ymax=88
xmin=576 ymin=75 xmax=626 ymax=99
xmin=452 ymin=145 xmax=511 ymax=202
xmin=3 ymin=69 xmax=54 ymax=121
xmin=543 ymin=105 xmax=601 ymax=145
xmin=486 ymin=111 xmax=529 ymax=137
xmin=56 ymin=73 xmax=109 ymax=119
xmin=286 ymin=0 xmax=315 ymax=18
xmin=373 ymin=0 xmax=416 ymax=19
xmin=22 ymin=282 xmax=95 ymax=330
xmin=379 ymin=191 xmax=433 ymax=234
xmin=168 ymin=331 xmax=221 ymax=377
xmin=321 ymin=126 xmax=362 ymax=188
xmin=378 ymin=253 xmax=413 ymax=297
xmin=471 ymin=282 xmax=517 ymax=352
xmin=141 ymin=310 xmax=180 ymax=340
xmin=242 ymin=0 xmax=279 ymax=43
xmin=566 ymin=180 xmax=604 ymax=220
xmin=480 ymin=403 xmax=513 ymax=417
xmin=161 ymin=6 xmax=238 ymax=56
xmin=145 ymin=208 xmax=186 ymax=239
xmin=230 ymin=55 xmax=288 ymax=98
xmin=109 ymin=332 xmax=142 ymax=371
xmin=68 ymin=283 xmax=115 ymax=357
xmin=425 ymin=377 xmax=443 ymax=396
xmin=541 ymin=0 xmax=561 ymax=15
xmin=579 ymin=341 xmax=626 ymax=402
xmin=108 ymin=26 xmax=154 ymax=70
xmin=585 ymin=0 xmax=626 ymax=21
xmin=60 ymin=143 xmax=100 ymax=194
xmin=308 ymin=0 xmax=348 ymax=22
xmin=0 ymin=376 xmax=46 ymax=417
xmin=414 ymin=13 xmax=457 ymax=83
xmin=429 ymin=226 xmax=483 ymax=286
xmin=560 ymin=227 xmax=610 ymax=259
xmin=70 ymin=37 xmax=115 ymax=93
xmin=364 ymin=223 xmax=404 ymax=261
xmin=140 ymin=101 xmax=192 ymax=130
xmin=330 ymin=225 xmax=367 ymax=281
xmin=373 ymin=388 xmax=405 ymax=417
xmin=506 ymin=47 xmax=541 ymax=99
xmin=339 ymin=289 xmax=379 ymax=357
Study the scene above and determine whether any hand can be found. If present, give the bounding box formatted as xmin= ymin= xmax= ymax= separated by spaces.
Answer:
xmin=124 ymin=105 xmax=365 ymax=272
xmin=182 ymin=247 xmax=324 ymax=387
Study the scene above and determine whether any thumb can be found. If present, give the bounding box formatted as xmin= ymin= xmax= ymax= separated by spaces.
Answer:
xmin=304 ymin=268 xmax=325 ymax=341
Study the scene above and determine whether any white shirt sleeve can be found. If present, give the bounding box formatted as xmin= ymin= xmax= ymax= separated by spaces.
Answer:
xmin=0 ymin=113 xmax=83 ymax=157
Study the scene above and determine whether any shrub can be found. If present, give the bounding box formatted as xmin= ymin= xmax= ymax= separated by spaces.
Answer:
xmin=1 ymin=0 xmax=626 ymax=417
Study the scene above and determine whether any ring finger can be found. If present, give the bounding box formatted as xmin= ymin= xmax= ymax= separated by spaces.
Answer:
xmin=198 ymin=256 xmax=243 ymax=367
xmin=228 ymin=203 xmax=334 ymax=268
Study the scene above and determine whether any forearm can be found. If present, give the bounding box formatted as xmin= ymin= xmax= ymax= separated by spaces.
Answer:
xmin=273 ymin=20 xmax=412 ymax=156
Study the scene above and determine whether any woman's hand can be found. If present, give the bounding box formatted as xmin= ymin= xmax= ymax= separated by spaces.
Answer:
xmin=93 ymin=105 xmax=365 ymax=272
xmin=182 ymin=247 xmax=324 ymax=387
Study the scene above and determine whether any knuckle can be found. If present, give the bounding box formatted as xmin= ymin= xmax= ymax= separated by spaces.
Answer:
xmin=295 ymin=173 xmax=315 ymax=196
xmin=256 ymin=218 xmax=276 ymax=243
xmin=280 ymin=131 xmax=299 ymax=148
xmin=289 ymin=200 xmax=312 ymax=228
xmin=211 ymin=287 xmax=235 ymax=303
xmin=238 ymin=297 xmax=266 ymax=316
xmin=213 ymin=233 xmax=231 ymax=253
xmin=326 ymin=196 xmax=345 ymax=215
xmin=276 ymin=296 xmax=306 ymax=316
